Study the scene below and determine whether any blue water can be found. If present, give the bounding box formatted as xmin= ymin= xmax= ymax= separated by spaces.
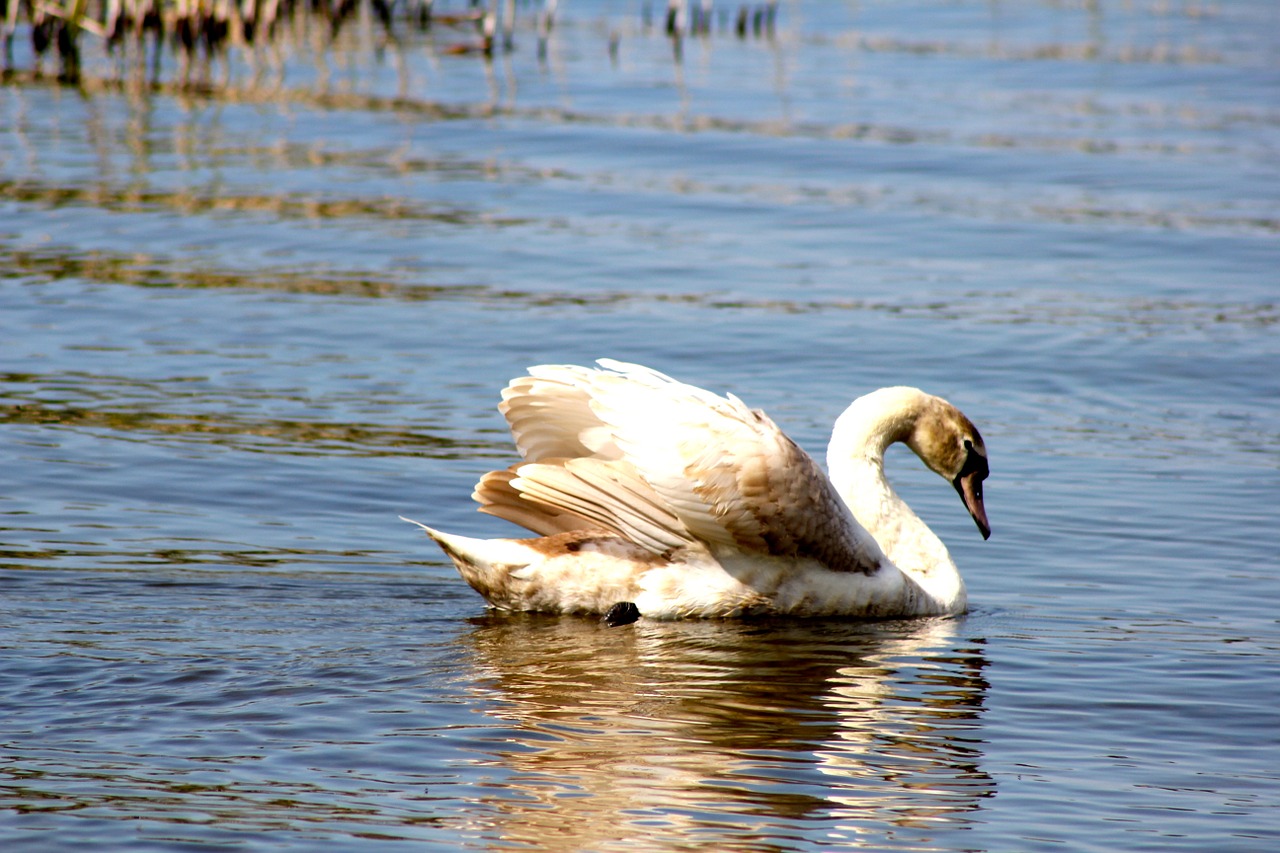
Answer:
xmin=2 ymin=1 xmax=1279 ymax=850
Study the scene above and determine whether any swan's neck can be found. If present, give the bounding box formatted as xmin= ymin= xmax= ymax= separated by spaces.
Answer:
xmin=827 ymin=389 xmax=966 ymax=611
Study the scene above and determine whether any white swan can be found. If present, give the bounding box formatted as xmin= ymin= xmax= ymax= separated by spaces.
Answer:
xmin=405 ymin=359 xmax=990 ymax=621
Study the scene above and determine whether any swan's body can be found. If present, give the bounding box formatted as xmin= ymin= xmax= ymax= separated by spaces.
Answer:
xmin=406 ymin=360 xmax=990 ymax=620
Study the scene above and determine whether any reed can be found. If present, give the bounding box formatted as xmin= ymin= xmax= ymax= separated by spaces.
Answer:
xmin=0 ymin=0 xmax=780 ymax=86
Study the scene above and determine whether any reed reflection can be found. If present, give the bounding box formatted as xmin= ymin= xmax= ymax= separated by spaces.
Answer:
xmin=459 ymin=614 xmax=991 ymax=849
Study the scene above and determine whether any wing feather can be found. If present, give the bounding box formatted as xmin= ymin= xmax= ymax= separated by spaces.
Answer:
xmin=473 ymin=468 xmax=596 ymax=536
xmin=510 ymin=459 xmax=689 ymax=554
xmin=477 ymin=359 xmax=885 ymax=574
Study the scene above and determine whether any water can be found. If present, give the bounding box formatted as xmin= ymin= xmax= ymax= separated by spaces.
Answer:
xmin=2 ymin=1 xmax=1279 ymax=850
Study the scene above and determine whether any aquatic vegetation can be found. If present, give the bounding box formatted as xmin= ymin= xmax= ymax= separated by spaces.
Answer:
xmin=0 ymin=0 xmax=781 ymax=85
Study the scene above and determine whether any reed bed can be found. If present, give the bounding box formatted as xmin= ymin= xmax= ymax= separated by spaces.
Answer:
xmin=1 ymin=0 xmax=779 ymax=86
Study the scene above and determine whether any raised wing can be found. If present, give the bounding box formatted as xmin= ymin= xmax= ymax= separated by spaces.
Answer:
xmin=475 ymin=359 xmax=885 ymax=574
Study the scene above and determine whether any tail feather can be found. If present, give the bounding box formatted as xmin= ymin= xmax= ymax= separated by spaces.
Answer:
xmin=401 ymin=517 xmax=537 ymax=608
xmin=403 ymin=516 xmax=656 ymax=616
xmin=401 ymin=517 xmax=530 ymax=567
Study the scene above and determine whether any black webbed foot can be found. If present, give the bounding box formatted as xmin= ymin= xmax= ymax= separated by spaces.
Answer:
xmin=602 ymin=602 xmax=640 ymax=627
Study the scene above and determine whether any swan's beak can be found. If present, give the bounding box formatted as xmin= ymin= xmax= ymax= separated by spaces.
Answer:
xmin=955 ymin=470 xmax=991 ymax=540
xmin=952 ymin=444 xmax=991 ymax=539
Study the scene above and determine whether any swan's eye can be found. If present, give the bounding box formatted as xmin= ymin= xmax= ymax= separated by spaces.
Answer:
xmin=956 ymin=439 xmax=989 ymax=481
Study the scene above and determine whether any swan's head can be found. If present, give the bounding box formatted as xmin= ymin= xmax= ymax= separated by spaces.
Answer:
xmin=831 ymin=386 xmax=992 ymax=540
xmin=903 ymin=394 xmax=991 ymax=540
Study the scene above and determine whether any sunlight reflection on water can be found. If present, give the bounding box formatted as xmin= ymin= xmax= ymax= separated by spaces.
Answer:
xmin=452 ymin=615 xmax=990 ymax=851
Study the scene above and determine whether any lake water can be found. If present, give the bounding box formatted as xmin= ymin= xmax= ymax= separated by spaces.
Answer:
xmin=2 ymin=1 xmax=1278 ymax=850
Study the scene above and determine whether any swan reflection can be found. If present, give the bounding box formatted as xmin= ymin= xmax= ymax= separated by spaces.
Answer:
xmin=456 ymin=615 xmax=991 ymax=849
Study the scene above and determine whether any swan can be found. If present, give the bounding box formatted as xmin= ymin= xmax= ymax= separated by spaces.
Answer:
xmin=404 ymin=359 xmax=990 ymax=622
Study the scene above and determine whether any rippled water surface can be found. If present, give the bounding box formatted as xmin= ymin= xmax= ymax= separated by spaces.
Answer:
xmin=3 ymin=1 xmax=1279 ymax=850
